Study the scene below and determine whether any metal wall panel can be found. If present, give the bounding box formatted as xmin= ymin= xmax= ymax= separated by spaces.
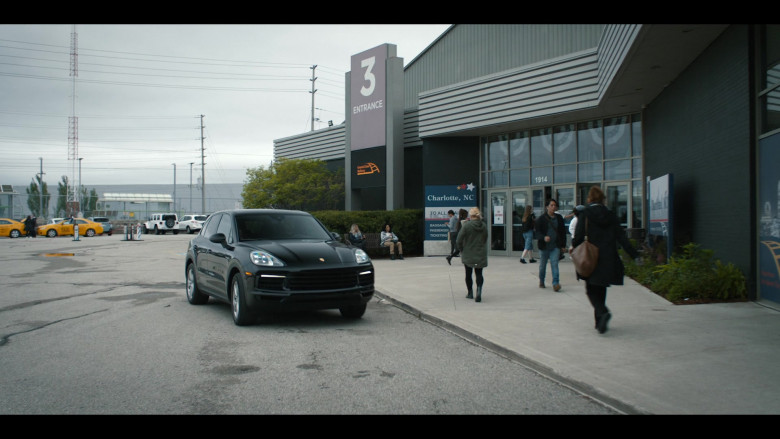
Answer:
xmin=274 ymin=125 xmax=346 ymax=162
xmin=403 ymin=24 xmax=605 ymax=110
xmin=417 ymin=24 xmax=641 ymax=137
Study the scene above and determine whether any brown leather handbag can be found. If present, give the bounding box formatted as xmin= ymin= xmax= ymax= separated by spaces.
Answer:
xmin=571 ymin=217 xmax=599 ymax=277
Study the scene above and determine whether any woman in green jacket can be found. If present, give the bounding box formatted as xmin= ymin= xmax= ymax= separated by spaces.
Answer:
xmin=456 ymin=207 xmax=488 ymax=302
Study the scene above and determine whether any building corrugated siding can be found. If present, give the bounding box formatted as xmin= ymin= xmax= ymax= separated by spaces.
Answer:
xmin=404 ymin=24 xmax=605 ymax=110
xmin=597 ymin=24 xmax=641 ymax=99
xmin=274 ymin=124 xmax=346 ymax=161
xmin=417 ymin=24 xmax=641 ymax=137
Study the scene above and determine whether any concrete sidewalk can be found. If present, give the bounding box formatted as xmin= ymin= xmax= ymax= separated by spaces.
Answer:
xmin=371 ymin=254 xmax=780 ymax=414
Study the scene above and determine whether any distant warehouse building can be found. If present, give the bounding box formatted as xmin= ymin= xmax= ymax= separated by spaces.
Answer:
xmin=274 ymin=24 xmax=780 ymax=303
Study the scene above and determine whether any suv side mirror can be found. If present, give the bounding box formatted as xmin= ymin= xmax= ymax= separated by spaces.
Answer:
xmin=209 ymin=232 xmax=233 ymax=250
xmin=209 ymin=233 xmax=226 ymax=244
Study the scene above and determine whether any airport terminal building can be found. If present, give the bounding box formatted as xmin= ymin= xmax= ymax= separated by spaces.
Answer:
xmin=274 ymin=24 xmax=780 ymax=302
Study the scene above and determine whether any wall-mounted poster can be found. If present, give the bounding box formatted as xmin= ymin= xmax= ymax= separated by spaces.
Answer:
xmin=648 ymin=174 xmax=673 ymax=262
xmin=759 ymin=133 xmax=780 ymax=303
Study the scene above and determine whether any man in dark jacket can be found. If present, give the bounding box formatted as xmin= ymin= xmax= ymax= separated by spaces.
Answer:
xmin=534 ymin=199 xmax=566 ymax=291
xmin=572 ymin=186 xmax=640 ymax=334
xmin=24 ymin=215 xmax=36 ymax=238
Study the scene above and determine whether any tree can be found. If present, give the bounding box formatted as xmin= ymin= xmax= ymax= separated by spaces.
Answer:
xmin=78 ymin=186 xmax=98 ymax=215
xmin=56 ymin=175 xmax=69 ymax=217
xmin=242 ymin=158 xmax=344 ymax=211
xmin=25 ymin=175 xmax=50 ymax=218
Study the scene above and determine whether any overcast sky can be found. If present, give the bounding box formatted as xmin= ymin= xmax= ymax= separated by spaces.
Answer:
xmin=0 ymin=24 xmax=451 ymax=189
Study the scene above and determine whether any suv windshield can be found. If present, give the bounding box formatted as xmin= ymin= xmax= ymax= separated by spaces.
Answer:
xmin=236 ymin=213 xmax=331 ymax=241
xmin=194 ymin=215 xmax=208 ymax=221
xmin=92 ymin=217 xmax=109 ymax=222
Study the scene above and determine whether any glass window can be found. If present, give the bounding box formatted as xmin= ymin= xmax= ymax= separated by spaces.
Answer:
xmin=760 ymin=25 xmax=780 ymax=135
xmin=553 ymin=124 xmax=576 ymax=164
xmin=510 ymin=169 xmax=529 ymax=187
xmin=605 ymin=159 xmax=631 ymax=180
xmin=604 ymin=116 xmax=631 ymax=159
xmin=763 ymin=24 xmax=780 ymax=90
xmin=489 ymin=171 xmax=508 ymax=187
xmin=762 ymin=90 xmax=780 ymax=133
xmin=216 ymin=213 xmax=234 ymax=242
xmin=631 ymin=180 xmax=643 ymax=228
xmin=509 ymin=131 xmax=530 ymax=168
xmin=631 ymin=114 xmax=642 ymax=157
xmin=531 ymin=166 xmax=552 ymax=185
xmin=554 ymin=164 xmax=575 ymax=183
xmin=632 ymin=158 xmax=642 ymax=179
xmin=577 ymin=120 xmax=602 ymax=161
xmin=530 ymin=128 xmax=552 ymax=166
xmin=487 ymin=135 xmax=509 ymax=171
xmin=578 ymin=162 xmax=602 ymax=181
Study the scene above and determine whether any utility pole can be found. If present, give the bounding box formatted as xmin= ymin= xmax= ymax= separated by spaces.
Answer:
xmin=67 ymin=25 xmax=79 ymax=217
xmin=200 ymin=115 xmax=206 ymax=214
xmin=189 ymin=162 xmax=194 ymax=213
xmin=310 ymin=65 xmax=317 ymax=131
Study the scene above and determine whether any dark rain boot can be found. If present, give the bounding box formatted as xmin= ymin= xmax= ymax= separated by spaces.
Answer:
xmin=466 ymin=289 xmax=473 ymax=299
xmin=475 ymin=286 xmax=482 ymax=302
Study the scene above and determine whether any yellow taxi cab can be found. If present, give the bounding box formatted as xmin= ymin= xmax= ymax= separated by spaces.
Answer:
xmin=0 ymin=218 xmax=26 ymax=238
xmin=37 ymin=217 xmax=104 ymax=238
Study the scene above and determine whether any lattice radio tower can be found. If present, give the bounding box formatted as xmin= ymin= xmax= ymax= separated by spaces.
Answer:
xmin=67 ymin=25 xmax=79 ymax=214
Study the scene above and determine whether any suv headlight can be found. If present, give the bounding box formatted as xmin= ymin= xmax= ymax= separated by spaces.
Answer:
xmin=354 ymin=248 xmax=370 ymax=264
xmin=250 ymin=250 xmax=285 ymax=267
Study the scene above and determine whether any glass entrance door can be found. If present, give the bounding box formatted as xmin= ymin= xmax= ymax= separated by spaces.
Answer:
xmin=489 ymin=191 xmax=507 ymax=252
xmin=511 ymin=190 xmax=530 ymax=253
xmin=606 ymin=183 xmax=629 ymax=228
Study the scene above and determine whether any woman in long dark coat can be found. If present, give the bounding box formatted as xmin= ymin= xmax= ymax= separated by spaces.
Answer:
xmin=572 ymin=186 xmax=639 ymax=334
xmin=456 ymin=207 xmax=488 ymax=302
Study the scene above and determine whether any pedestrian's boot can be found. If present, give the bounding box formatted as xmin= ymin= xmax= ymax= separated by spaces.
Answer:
xmin=475 ymin=286 xmax=482 ymax=303
xmin=446 ymin=255 xmax=452 ymax=265
xmin=390 ymin=254 xmax=395 ymax=260
xmin=466 ymin=289 xmax=473 ymax=299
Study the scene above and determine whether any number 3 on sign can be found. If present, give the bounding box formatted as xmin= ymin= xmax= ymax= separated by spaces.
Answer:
xmin=360 ymin=56 xmax=376 ymax=97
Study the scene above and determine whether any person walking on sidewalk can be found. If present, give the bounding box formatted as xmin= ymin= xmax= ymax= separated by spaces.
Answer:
xmin=535 ymin=198 xmax=566 ymax=291
xmin=572 ymin=185 xmax=640 ymax=334
xmin=446 ymin=208 xmax=468 ymax=265
xmin=519 ymin=205 xmax=537 ymax=264
xmin=456 ymin=207 xmax=488 ymax=302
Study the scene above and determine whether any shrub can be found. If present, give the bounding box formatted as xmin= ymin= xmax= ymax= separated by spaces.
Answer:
xmin=622 ymin=242 xmax=747 ymax=304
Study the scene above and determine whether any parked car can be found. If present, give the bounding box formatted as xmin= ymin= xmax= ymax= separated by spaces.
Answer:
xmin=37 ymin=217 xmax=103 ymax=238
xmin=0 ymin=218 xmax=25 ymax=238
xmin=144 ymin=213 xmax=179 ymax=235
xmin=185 ymin=209 xmax=374 ymax=326
xmin=88 ymin=216 xmax=113 ymax=236
xmin=178 ymin=214 xmax=208 ymax=234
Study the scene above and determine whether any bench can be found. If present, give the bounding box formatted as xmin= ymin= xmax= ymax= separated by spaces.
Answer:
xmin=344 ymin=232 xmax=391 ymax=258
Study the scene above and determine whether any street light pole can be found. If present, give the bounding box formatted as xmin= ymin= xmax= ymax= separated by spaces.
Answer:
xmin=172 ymin=163 xmax=176 ymax=214
xmin=78 ymin=157 xmax=83 ymax=215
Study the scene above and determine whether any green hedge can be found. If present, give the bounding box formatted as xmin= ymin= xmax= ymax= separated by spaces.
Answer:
xmin=311 ymin=209 xmax=425 ymax=256
xmin=622 ymin=242 xmax=747 ymax=303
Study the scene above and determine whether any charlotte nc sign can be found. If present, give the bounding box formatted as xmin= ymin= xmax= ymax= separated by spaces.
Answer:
xmin=425 ymin=183 xmax=477 ymax=240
